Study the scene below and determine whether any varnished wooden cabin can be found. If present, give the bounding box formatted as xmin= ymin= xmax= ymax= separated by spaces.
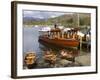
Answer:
xmin=38 ymin=27 xmax=79 ymax=48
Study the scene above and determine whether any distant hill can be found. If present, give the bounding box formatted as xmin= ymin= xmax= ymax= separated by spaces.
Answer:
xmin=23 ymin=17 xmax=45 ymax=23
xmin=23 ymin=13 xmax=90 ymax=28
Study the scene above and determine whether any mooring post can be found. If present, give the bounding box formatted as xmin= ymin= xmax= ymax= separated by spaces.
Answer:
xmin=80 ymin=36 xmax=82 ymax=51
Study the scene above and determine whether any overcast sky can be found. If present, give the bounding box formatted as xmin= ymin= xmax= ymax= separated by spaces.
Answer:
xmin=23 ymin=10 xmax=73 ymax=19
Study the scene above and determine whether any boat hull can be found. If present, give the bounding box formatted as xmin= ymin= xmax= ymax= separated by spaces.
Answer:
xmin=38 ymin=36 xmax=79 ymax=48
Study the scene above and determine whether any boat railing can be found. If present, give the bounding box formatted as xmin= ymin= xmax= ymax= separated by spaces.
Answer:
xmin=39 ymin=27 xmax=88 ymax=41
xmin=46 ymin=29 xmax=79 ymax=40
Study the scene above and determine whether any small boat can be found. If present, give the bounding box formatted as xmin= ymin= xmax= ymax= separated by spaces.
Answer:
xmin=43 ymin=50 xmax=57 ymax=64
xmin=38 ymin=27 xmax=79 ymax=48
xmin=60 ymin=49 xmax=79 ymax=62
xmin=60 ymin=49 xmax=74 ymax=59
xmin=24 ymin=52 xmax=37 ymax=69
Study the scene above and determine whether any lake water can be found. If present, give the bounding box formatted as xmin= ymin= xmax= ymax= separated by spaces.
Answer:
xmin=23 ymin=26 xmax=40 ymax=53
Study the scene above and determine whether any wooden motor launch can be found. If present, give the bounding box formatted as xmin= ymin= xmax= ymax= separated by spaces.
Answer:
xmin=38 ymin=26 xmax=79 ymax=48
